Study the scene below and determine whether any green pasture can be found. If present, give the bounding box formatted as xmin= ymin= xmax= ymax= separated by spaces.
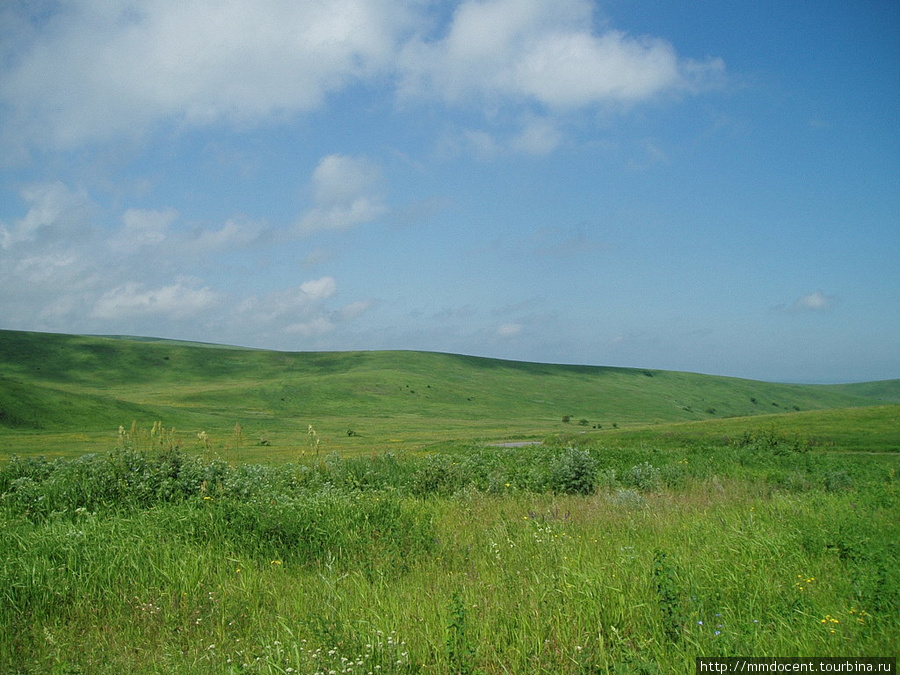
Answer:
xmin=2 ymin=329 xmax=898 ymax=460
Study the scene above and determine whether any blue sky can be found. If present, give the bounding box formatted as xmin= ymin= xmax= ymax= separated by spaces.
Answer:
xmin=1 ymin=0 xmax=897 ymax=383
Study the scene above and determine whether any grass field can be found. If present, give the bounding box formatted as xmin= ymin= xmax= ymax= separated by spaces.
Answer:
xmin=1 ymin=330 xmax=898 ymax=673
xmin=2 ymin=329 xmax=898 ymax=460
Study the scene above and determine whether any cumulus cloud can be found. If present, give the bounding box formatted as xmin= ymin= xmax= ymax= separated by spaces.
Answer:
xmin=110 ymin=208 xmax=177 ymax=253
xmin=300 ymin=276 xmax=338 ymax=302
xmin=0 ymin=182 xmax=96 ymax=249
xmin=297 ymin=155 xmax=386 ymax=234
xmin=91 ymin=278 xmax=220 ymax=320
xmin=1 ymin=0 xmax=724 ymax=155
xmin=0 ymin=181 xmax=373 ymax=343
xmin=110 ymin=208 xmax=265 ymax=263
xmin=231 ymin=278 xmax=372 ymax=342
xmin=1 ymin=0 xmax=411 ymax=150
xmin=398 ymin=0 xmax=724 ymax=109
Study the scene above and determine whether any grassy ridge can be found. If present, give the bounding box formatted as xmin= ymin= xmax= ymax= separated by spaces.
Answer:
xmin=2 ymin=329 xmax=898 ymax=459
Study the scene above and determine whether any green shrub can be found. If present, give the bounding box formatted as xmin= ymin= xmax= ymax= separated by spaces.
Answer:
xmin=732 ymin=430 xmax=809 ymax=455
xmin=624 ymin=461 xmax=662 ymax=492
xmin=548 ymin=447 xmax=598 ymax=495
xmin=410 ymin=454 xmax=467 ymax=497
xmin=0 ymin=450 xmax=229 ymax=520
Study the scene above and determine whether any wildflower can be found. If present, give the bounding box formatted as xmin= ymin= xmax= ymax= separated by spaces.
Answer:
xmin=271 ymin=560 xmax=282 ymax=565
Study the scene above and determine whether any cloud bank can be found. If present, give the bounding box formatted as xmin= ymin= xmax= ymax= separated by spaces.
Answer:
xmin=0 ymin=178 xmax=372 ymax=345
xmin=1 ymin=0 xmax=724 ymax=154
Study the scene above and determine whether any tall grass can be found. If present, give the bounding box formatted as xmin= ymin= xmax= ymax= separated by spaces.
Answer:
xmin=1 ymin=429 xmax=897 ymax=673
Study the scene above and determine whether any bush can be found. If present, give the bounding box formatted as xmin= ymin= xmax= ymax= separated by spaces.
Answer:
xmin=732 ymin=430 xmax=809 ymax=456
xmin=0 ymin=449 xmax=229 ymax=520
xmin=608 ymin=488 xmax=646 ymax=509
xmin=548 ymin=447 xmax=598 ymax=495
xmin=624 ymin=462 xmax=662 ymax=492
xmin=409 ymin=454 xmax=467 ymax=497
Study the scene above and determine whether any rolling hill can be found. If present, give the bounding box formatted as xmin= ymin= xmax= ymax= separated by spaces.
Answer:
xmin=1 ymin=329 xmax=898 ymax=457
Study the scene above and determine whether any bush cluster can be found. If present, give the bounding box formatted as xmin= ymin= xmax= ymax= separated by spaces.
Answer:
xmin=0 ymin=449 xmax=228 ymax=518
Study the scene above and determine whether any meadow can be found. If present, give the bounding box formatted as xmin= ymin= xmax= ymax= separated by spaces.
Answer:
xmin=0 ymin=331 xmax=898 ymax=673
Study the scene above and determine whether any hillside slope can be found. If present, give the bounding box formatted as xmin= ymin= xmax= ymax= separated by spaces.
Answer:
xmin=2 ymin=330 xmax=898 ymax=439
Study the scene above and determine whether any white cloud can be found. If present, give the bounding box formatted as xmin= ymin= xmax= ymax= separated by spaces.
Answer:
xmin=439 ymin=116 xmax=561 ymax=159
xmin=339 ymin=299 xmax=375 ymax=320
xmin=0 ymin=182 xmax=96 ymax=249
xmin=510 ymin=116 xmax=562 ymax=155
xmin=285 ymin=316 xmax=335 ymax=337
xmin=399 ymin=0 xmax=724 ymax=109
xmin=299 ymin=200 xmax=386 ymax=234
xmin=1 ymin=0 xmax=412 ymax=150
xmin=235 ymin=277 xmax=341 ymax=324
xmin=792 ymin=291 xmax=835 ymax=312
xmin=245 ymin=282 xmax=372 ymax=339
xmin=300 ymin=276 xmax=338 ymax=302
xmin=497 ymin=322 xmax=523 ymax=338
xmin=311 ymin=154 xmax=383 ymax=207
xmin=462 ymin=129 xmax=502 ymax=159
xmin=627 ymin=139 xmax=670 ymax=171
xmin=297 ymin=155 xmax=386 ymax=234
xmin=0 ymin=180 xmax=376 ymax=343
xmin=1 ymin=0 xmax=723 ymax=157
xmin=110 ymin=208 xmax=177 ymax=253
xmin=91 ymin=278 xmax=220 ymax=320
xmin=185 ymin=218 xmax=264 ymax=253
xmin=111 ymin=208 xmax=265 ymax=263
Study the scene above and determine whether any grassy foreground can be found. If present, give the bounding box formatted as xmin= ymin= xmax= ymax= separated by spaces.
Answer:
xmin=2 ymin=425 xmax=898 ymax=674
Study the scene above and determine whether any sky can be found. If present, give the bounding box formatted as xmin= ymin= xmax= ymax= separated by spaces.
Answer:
xmin=1 ymin=0 xmax=898 ymax=384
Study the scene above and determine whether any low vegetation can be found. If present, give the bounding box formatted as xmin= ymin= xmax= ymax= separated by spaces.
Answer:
xmin=1 ymin=331 xmax=897 ymax=672
xmin=2 ymin=424 xmax=898 ymax=673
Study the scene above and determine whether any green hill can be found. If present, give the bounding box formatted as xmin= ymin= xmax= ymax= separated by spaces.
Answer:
xmin=1 ymin=329 xmax=898 ymax=458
